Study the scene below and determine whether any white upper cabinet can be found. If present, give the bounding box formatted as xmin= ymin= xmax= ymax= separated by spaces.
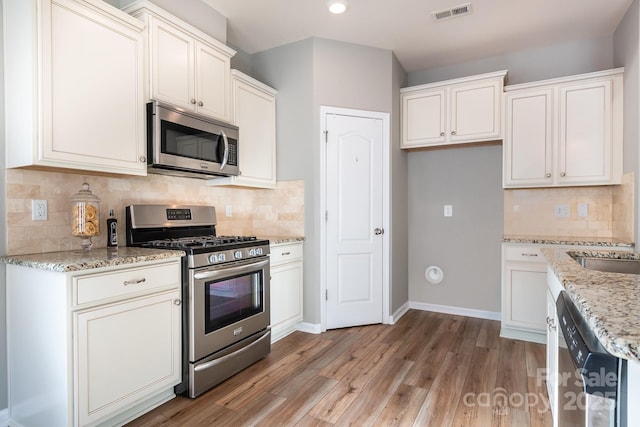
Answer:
xmin=4 ymin=0 xmax=147 ymax=175
xmin=401 ymin=70 xmax=507 ymax=148
xmin=125 ymin=1 xmax=236 ymax=123
xmin=209 ymin=70 xmax=277 ymax=188
xmin=503 ymin=68 xmax=623 ymax=188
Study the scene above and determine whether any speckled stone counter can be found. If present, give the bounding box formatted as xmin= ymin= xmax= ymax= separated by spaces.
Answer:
xmin=0 ymin=247 xmax=185 ymax=272
xmin=504 ymin=234 xmax=634 ymax=248
xmin=262 ymin=236 xmax=305 ymax=245
xmin=542 ymin=248 xmax=640 ymax=361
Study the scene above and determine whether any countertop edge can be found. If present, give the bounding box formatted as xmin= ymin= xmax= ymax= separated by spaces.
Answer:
xmin=0 ymin=248 xmax=186 ymax=272
xmin=503 ymin=236 xmax=634 ymax=247
xmin=263 ymin=236 xmax=305 ymax=245
xmin=541 ymin=247 xmax=640 ymax=362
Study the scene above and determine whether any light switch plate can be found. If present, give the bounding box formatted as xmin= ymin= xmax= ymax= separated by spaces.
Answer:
xmin=578 ymin=203 xmax=588 ymax=217
xmin=444 ymin=205 xmax=453 ymax=217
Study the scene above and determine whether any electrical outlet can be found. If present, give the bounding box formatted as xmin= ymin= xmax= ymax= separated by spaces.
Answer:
xmin=578 ymin=203 xmax=588 ymax=217
xmin=32 ymin=199 xmax=48 ymax=221
xmin=443 ymin=205 xmax=453 ymax=217
xmin=225 ymin=205 xmax=232 ymax=218
xmin=554 ymin=204 xmax=570 ymax=218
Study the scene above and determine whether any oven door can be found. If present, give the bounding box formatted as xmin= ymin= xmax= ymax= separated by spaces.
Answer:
xmin=189 ymin=257 xmax=270 ymax=362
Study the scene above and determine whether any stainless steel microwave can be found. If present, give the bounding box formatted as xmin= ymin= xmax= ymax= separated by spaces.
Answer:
xmin=147 ymin=101 xmax=240 ymax=179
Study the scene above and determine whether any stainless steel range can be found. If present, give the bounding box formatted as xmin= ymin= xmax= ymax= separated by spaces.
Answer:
xmin=126 ymin=205 xmax=271 ymax=398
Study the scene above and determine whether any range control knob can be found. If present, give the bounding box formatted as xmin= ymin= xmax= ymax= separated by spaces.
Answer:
xmin=249 ymin=249 xmax=256 ymax=256
xmin=234 ymin=250 xmax=243 ymax=259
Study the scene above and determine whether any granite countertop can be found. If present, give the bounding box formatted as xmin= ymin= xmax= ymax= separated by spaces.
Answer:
xmin=504 ymin=234 xmax=634 ymax=248
xmin=542 ymin=248 xmax=640 ymax=361
xmin=0 ymin=247 xmax=186 ymax=273
xmin=262 ymin=236 xmax=305 ymax=245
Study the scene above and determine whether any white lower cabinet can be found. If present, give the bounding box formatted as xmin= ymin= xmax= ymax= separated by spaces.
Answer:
xmin=270 ymin=241 xmax=303 ymax=342
xmin=6 ymin=258 xmax=182 ymax=427
xmin=545 ymin=274 xmax=562 ymax=425
xmin=501 ymin=242 xmax=631 ymax=344
xmin=501 ymin=244 xmax=548 ymax=343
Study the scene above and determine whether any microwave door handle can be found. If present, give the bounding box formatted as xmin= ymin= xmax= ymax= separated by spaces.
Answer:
xmin=220 ymin=129 xmax=229 ymax=170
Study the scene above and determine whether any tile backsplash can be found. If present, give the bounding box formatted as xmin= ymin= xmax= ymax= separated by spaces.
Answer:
xmin=5 ymin=169 xmax=304 ymax=255
xmin=504 ymin=172 xmax=635 ymax=243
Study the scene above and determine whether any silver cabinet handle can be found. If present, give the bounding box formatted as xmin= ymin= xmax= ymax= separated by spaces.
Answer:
xmin=560 ymin=172 xmax=566 ymax=177
xmin=545 ymin=173 xmax=551 ymax=178
xmin=190 ymin=99 xmax=196 ymax=104
xmin=281 ymin=251 xmax=291 ymax=256
xmin=198 ymin=101 xmax=204 ymax=107
xmin=546 ymin=316 xmax=556 ymax=331
xmin=174 ymin=299 xmax=182 ymax=306
xmin=521 ymin=253 xmax=538 ymax=257
xmin=139 ymin=156 xmax=146 ymax=163
xmin=451 ymin=131 xmax=456 ymax=135
xmin=440 ymin=132 xmax=445 ymax=136
xmin=374 ymin=228 xmax=384 ymax=235
xmin=123 ymin=277 xmax=146 ymax=286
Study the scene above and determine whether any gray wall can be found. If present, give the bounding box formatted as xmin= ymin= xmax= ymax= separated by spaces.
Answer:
xmin=406 ymin=37 xmax=617 ymax=314
xmin=614 ymin=0 xmax=640 ymax=243
xmin=410 ymin=36 xmax=615 ymax=86
xmin=252 ymin=38 xmax=406 ymax=323
xmin=408 ymin=145 xmax=503 ymax=312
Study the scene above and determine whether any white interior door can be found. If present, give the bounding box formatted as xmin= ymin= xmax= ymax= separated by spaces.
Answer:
xmin=325 ymin=112 xmax=384 ymax=329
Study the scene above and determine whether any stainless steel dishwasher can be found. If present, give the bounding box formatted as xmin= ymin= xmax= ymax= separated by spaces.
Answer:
xmin=556 ymin=291 xmax=626 ymax=426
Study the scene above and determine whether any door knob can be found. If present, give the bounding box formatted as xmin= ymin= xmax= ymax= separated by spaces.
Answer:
xmin=374 ymin=228 xmax=384 ymax=235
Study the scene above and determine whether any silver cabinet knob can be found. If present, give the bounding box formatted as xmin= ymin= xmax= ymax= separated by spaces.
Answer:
xmin=451 ymin=131 xmax=456 ymax=135
xmin=546 ymin=173 xmax=551 ymax=178
xmin=139 ymin=156 xmax=146 ymax=163
xmin=198 ymin=101 xmax=204 ymax=106
xmin=174 ymin=299 xmax=182 ymax=306
xmin=190 ymin=99 xmax=196 ymax=104
xmin=560 ymin=172 xmax=566 ymax=177
xmin=374 ymin=228 xmax=384 ymax=235
xmin=440 ymin=132 xmax=445 ymax=136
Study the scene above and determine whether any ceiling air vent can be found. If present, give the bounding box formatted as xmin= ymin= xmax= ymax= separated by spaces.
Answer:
xmin=432 ymin=3 xmax=472 ymax=21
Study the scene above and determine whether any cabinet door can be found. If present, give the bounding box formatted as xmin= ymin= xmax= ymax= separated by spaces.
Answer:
xmin=195 ymin=41 xmax=232 ymax=122
xmin=231 ymin=75 xmax=277 ymax=188
xmin=270 ymin=260 xmax=303 ymax=342
xmin=401 ymin=88 xmax=446 ymax=147
xmin=449 ymin=79 xmax=502 ymax=142
xmin=546 ymin=288 xmax=558 ymax=422
xmin=503 ymin=89 xmax=554 ymax=187
xmin=558 ymin=80 xmax=612 ymax=185
xmin=151 ymin=19 xmax=195 ymax=110
xmin=503 ymin=263 xmax=548 ymax=332
xmin=46 ymin=0 xmax=145 ymax=174
xmin=75 ymin=290 xmax=181 ymax=426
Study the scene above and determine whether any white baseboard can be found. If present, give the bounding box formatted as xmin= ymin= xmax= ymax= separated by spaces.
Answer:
xmin=0 ymin=407 xmax=8 ymax=427
xmin=389 ymin=301 xmax=410 ymax=324
xmin=296 ymin=322 xmax=322 ymax=334
xmin=409 ymin=301 xmax=501 ymax=321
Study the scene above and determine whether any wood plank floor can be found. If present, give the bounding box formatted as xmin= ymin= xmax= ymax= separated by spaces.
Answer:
xmin=126 ymin=310 xmax=553 ymax=427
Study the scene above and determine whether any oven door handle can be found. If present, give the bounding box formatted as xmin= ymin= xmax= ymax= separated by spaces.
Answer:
xmin=193 ymin=327 xmax=271 ymax=373
xmin=193 ymin=258 xmax=269 ymax=281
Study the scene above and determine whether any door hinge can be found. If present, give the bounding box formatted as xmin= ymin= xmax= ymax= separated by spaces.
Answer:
xmin=323 ymin=130 xmax=328 ymax=143
xmin=325 ymin=289 xmax=328 ymax=300
xmin=325 ymin=210 xmax=328 ymax=221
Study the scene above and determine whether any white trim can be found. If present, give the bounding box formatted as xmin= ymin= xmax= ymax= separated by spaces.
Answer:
xmin=319 ymin=106 xmax=391 ymax=331
xmin=500 ymin=327 xmax=546 ymax=344
xmin=389 ymin=301 xmax=410 ymax=325
xmin=409 ymin=301 xmax=501 ymax=321
xmin=296 ymin=322 xmax=322 ymax=334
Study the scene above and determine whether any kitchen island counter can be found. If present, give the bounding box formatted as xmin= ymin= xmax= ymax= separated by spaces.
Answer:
xmin=0 ymin=247 xmax=185 ymax=272
xmin=542 ymin=247 xmax=640 ymax=361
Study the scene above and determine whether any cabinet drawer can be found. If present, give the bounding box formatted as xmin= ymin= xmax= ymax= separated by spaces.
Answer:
xmin=270 ymin=243 xmax=303 ymax=266
xmin=503 ymin=246 xmax=544 ymax=263
xmin=74 ymin=262 xmax=181 ymax=306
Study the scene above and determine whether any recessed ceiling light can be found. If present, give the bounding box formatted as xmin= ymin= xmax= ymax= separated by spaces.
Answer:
xmin=327 ymin=0 xmax=348 ymax=14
